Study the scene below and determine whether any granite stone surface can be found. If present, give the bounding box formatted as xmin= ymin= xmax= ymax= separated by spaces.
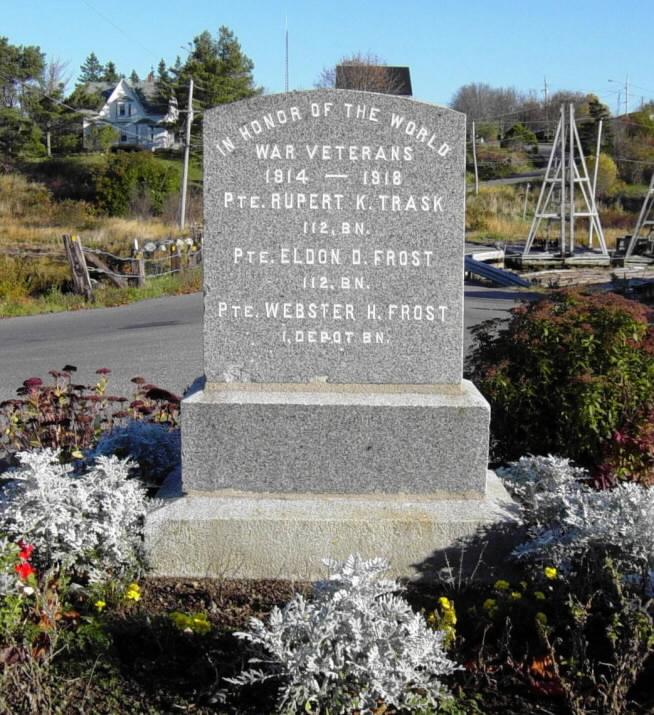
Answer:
xmin=145 ymin=471 xmax=517 ymax=580
xmin=181 ymin=380 xmax=489 ymax=495
xmin=203 ymin=89 xmax=466 ymax=385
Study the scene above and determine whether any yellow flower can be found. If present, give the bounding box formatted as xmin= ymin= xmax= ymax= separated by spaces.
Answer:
xmin=95 ymin=600 xmax=106 ymax=612
xmin=494 ymin=579 xmax=510 ymax=590
xmin=510 ymin=591 xmax=522 ymax=600
xmin=534 ymin=591 xmax=546 ymax=601
xmin=535 ymin=612 xmax=548 ymax=625
xmin=544 ymin=566 xmax=558 ymax=580
xmin=483 ymin=598 xmax=497 ymax=612
xmin=71 ymin=449 xmax=83 ymax=460
xmin=124 ymin=582 xmax=141 ymax=601
xmin=438 ymin=596 xmax=453 ymax=611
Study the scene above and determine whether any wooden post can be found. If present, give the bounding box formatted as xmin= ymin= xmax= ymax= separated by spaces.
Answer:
xmin=170 ymin=244 xmax=181 ymax=274
xmin=523 ymin=183 xmax=531 ymax=219
xmin=136 ymin=254 xmax=146 ymax=287
xmin=471 ymin=120 xmax=479 ymax=195
xmin=63 ymin=234 xmax=93 ymax=299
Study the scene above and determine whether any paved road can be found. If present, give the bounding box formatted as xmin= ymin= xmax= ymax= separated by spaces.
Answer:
xmin=0 ymin=286 xmax=533 ymax=401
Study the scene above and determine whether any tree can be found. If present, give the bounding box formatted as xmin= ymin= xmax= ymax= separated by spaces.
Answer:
xmin=67 ymin=84 xmax=104 ymax=110
xmin=25 ymin=59 xmax=72 ymax=156
xmin=103 ymin=61 xmax=120 ymax=83
xmin=450 ymin=83 xmax=524 ymax=122
xmin=501 ymin=122 xmax=538 ymax=152
xmin=315 ymin=52 xmax=403 ymax=93
xmin=0 ymin=107 xmax=44 ymax=159
xmin=173 ymin=26 xmax=260 ymax=141
xmin=79 ymin=52 xmax=104 ymax=83
xmin=613 ymin=103 xmax=654 ymax=184
xmin=85 ymin=124 xmax=119 ymax=153
xmin=587 ymin=153 xmax=619 ymax=197
xmin=577 ymin=95 xmax=612 ymax=156
xmin=0 ymin=36 xmax=45 ymax=109
xmin=129 ymin=69 xmax=140 ymax=85
xmin=176 ymin=27 xmax=259 ymax=107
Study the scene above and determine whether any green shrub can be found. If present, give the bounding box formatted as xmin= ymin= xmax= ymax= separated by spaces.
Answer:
xmin=95 ymin=152 xmax=180 ymax=217
xmin=500 ymin=122 xmax=538 ymax=152
xmin=473 ymin=145 xmax=533 ymax=180
xmin=466 ymin=290 xmax=654 ymax=477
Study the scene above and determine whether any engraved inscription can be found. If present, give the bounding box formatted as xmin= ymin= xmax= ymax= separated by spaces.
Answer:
xmin=205 ymin=93 xmax=463 ymax=383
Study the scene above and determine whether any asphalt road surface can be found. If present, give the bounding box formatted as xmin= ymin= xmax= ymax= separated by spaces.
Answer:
xmin=0 ymin=285 xmax=533 ymax=401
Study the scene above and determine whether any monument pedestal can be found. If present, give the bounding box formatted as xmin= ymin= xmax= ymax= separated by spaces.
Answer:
xmin=145 ymin=471 xmax=515 ymax=580
xmin=181 ymin=380 xmax=490 ymax=496
xmin=144 ymin=379 xmax=516 ymax=580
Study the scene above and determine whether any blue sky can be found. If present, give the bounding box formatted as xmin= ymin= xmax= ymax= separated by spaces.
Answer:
xmin=5 ymin=0 xmax=653 ymax=111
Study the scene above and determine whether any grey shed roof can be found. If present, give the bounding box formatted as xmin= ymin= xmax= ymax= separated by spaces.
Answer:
xmin=335 ymin=65 xmax=412 ymax=96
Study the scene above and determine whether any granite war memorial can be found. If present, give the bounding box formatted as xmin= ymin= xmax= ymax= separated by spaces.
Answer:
xmin=146 ymin=89 xmax=512 ymax=579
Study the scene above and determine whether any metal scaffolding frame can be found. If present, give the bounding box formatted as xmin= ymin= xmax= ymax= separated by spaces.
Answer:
xmin=624 ymin=173 xmax=654 ymax=258
xmin=523 ymin=104 xmax=608 ymax=257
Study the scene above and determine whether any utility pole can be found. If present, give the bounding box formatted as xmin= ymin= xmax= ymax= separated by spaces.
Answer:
xmin=471 ymin=120 xmax=479 ymax=195
xmin=284 ymin=18 xmax=289 ymax=92
xmin=542 ymin=77 xmax=549 ymax=139
xmin=179 ymin=78 xmax=193 ymax=230
xmin=624 ymin=74 xmax=629 ymax=114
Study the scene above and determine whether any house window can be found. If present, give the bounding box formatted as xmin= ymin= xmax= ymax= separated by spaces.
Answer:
xmin=118 ymin=103 xmax=126 ymax=117
xmin=120 ymin=132 xmax=128 ymax=143
xmin=128 ymin=103 xmax=132 ymax=117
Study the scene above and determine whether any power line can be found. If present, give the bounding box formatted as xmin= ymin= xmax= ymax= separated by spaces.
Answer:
xmin=79 ymin=0 xmax=160 ymax=65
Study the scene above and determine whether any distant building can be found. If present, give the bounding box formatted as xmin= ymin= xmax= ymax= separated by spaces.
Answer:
xmin=82 ymin=76 xmax=178 ymax=151
xmin=335 ymin=65 xmax=412 ymax=96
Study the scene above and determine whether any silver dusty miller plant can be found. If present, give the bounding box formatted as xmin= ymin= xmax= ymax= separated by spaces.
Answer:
xmin=90 ymin=420 xmax=180 ymax=484
xmin=499 ymin=455 xmax=654 ymax=574
xmin=226 ymin=554 xmax=458 ymax=714
xmin=0 ymin=448 xmax=149 ymax=580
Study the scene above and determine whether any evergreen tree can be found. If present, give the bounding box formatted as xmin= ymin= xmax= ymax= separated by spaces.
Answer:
xmin=176 ymin=26 xmax=259 ymax=110
xmin=79 ymin=52 xmax=105 ymax=83
xmin=102 ymin=61 xmax=120 ymax=83
xmin=129 ymin=69 xmax=140 ymax=85
xmin=67 ymin=84 xmax=104 ymax=110
xmin=578 ymin=94 xmax=613 ymax=156
xmin=0 ymin=36 xmax=45 ymax=108
xmin=156 ymin=59 xmax=169 ymax=85
xmin=171 ymin=27 xmax=259 ymax=143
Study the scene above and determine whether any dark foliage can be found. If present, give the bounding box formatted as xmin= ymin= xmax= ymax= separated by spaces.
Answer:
xmin=466 ymin=290 xmax=654 ymax=482
xmin=0 ymin=366 xmax=179 ymax=464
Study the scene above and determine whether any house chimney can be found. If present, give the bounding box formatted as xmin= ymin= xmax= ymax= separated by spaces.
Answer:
xmin=147 ymin=71 xmax=154 ymax=82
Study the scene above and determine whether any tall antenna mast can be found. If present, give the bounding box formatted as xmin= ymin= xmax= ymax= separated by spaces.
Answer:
xmin=284 ymin=17 xmax=289 ymax=92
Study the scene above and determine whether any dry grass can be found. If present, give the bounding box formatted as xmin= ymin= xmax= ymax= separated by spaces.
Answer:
xmin=0 ymin=174 xmax=198 ymax=316
xmin=466 ymin=184 xmax=639 ymax=250
xmin=0 ymin=175 xmax=184 ymax=254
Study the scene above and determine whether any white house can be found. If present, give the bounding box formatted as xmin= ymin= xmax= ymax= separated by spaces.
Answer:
xmin=82 ymin=77 xmax=179 ymax=151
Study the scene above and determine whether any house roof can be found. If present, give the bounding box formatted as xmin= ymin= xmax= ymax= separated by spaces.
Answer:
xmin=83 ymin=78 xmax=175 ymax=115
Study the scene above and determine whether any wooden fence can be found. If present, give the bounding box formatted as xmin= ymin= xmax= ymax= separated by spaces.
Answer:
xmin=62 ymin=233 xmax=203 ymax=298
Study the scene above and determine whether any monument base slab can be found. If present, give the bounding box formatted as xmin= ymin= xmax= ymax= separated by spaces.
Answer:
xmin=144 ymin=471 xmax=516 ymax=580
xmin=182 ymin=379 xmax=490 ymax=496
